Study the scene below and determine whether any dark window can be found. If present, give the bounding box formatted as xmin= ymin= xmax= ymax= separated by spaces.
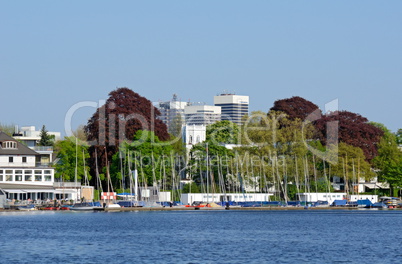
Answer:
xmin=9 ymin=157 xmax=13 ymax=163
xmin=22 ymin=157 xmax=27 ymax=163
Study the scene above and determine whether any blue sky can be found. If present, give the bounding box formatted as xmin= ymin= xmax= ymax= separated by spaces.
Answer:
xmin=1 ymin=1 xmax=401 ymax=135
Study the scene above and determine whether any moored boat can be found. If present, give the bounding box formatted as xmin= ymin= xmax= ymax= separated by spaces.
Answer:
xmin=42 ymin=206 xmax=60 ymax=211
xmin=70 ymin=202 xmax=103 ymax=211
xmin=104 ymin=203 xmax=121 ymax=210
xmin=364 ymin=202 xmax=388 ymax=209
xmin=17 ymin=204 xmax=36 ymax=211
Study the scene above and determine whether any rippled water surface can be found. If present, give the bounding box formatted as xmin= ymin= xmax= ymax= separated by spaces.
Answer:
xmin=1 ymin=210 xmax=402 ymax=263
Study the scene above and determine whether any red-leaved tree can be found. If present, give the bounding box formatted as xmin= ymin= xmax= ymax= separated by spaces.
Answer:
xmin=314 ymin=111 xmax=383 ymax=161
xmin=270 ymin=96 xmax=321 ymax=121
xmin=85 ymin=87 xmax=169 ymax=178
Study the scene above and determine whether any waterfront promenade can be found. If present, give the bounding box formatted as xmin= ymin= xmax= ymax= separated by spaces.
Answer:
xmin=0 ymin=205 xmax=383 ymax=212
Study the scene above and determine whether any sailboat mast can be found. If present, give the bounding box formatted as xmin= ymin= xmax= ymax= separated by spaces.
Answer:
xmin=95 ymin=148 xmax=102 ymax=201
xmin=75 ymin=137 xmax=79 ymax=201
xmin=134 ymin=169 xmax=138 ymax=202
xmin=206 ymin=142 xmax=209 ymax=204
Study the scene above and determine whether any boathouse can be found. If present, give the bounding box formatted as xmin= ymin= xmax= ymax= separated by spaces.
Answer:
xmin=296 ymin=192 xmax=347 ymax=204
xmin=181 ymin=193 xmax=273 ymax=205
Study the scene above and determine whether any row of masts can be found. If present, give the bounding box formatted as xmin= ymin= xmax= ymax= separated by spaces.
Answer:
xmin=77 ymin=145 xmax=364 ymax=203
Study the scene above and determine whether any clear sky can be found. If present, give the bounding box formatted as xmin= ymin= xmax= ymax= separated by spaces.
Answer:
xmin=1 ymin=1 xmax=401 ymax=136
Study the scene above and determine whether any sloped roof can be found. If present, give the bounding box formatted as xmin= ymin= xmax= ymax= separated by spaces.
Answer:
xmin=0 ymin=132 xmax=39 ymax=156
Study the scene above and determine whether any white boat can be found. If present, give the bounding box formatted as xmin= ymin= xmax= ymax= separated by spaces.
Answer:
xmin=104 ymin=203 xmax=121 ymax=209
xmin=101 ymin=154 xmax=122 ymax=210
xmin=70 ymin=202 xmax=102 ymax=211
xmin=17 ymin=204 xmax=36 ymax=211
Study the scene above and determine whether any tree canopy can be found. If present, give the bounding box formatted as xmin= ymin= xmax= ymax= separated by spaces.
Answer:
xmin=372 ymin=124 xmax=402 ymax=195
xmin=270 ymin=96 xmax=321 ymax=121
xmin=38 ymin=125 xmax=54 ymax=146
xmin=315 ymin=111 xmax=383 ymax=161
xmin=206 ymin=120 xmax=239 ymax=145
xmin=54 ymin=136 xmax=90 ymax=183
xmin=0 ymin=123 xmax=16 ymax=136
xmin=397 ymin=129 xmax=402 ymax=146
xmin=85 ymin=87 xmax=169 ymax=179
xmin=111 ymin=130 xmax=174 ymax=188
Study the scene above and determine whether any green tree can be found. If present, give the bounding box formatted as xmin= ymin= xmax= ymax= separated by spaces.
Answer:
xmin=329 ymin=142 xmax=375 ymax=193
xmin=0 ymin=123 xmax=16 ymax=136
xmin=54 ymin=136 xmax=91 ymax=182
xmin=373 ymin=124 xmax=402 ymax=196
xmin=169 ymin=114 xmax=184 ymax=138
xmin=112 ymin=130 xmax=174 ymax=188
xmin=396 ymin=129 xmax=402 ymax=146
xmin=206 ymin=120 xmax=239 ymax=145
xmin=72 ymin=124 xmax=87 ymax=142
xmin=240 ymin=111 xmax=280 ymax=156
xmin=182 ymin=182 xmax=201 ymax=193
xmin=169 ymin=133 xmax=186 ymax=157
xmin=38 ymin=125 xmax=54 ymax=146
xmin=188 ymin=141 xmax=234 ymax=193
xmin=85 ymin=87 xmax=169 ymax=185
xmin=238 ymin=110 xmax=318 ymax=199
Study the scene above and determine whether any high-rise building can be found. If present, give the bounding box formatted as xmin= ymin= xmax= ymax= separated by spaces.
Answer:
xmin=214 ymin=93 xmax=249 ymax=125
xmin=155 ymin=94 xmax=188 ymax=135
xmin=184 ymin=104 xmax=221 ymax=126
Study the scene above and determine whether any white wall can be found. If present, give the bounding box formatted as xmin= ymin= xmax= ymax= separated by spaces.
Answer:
xmin=214 ymin=95 xmax=249 ymax=105
xmin=0 ymin=168 xmax=54 ymax=186
xmin=181 ymin=193 xmax=273 ymax=204
xmin=349 ymin=195 xmax=378 ymax=203
xmin=297 ymin=193 xmax=347 ymax=203
xmin=183 ymin=125 xmax=206 ymax=145
xmin=158 ymin=191 xmax=171 ymax=202
xmin=0 ymin=155 xmax=36 ymax=167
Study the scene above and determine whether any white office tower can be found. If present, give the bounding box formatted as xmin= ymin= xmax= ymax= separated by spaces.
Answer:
xmin=214 ymin=93 xmax=249 ymax=125
xmin=184 ymin=104 xmax=221 ymax=126
xmin=155 ymin=94 xmax=188 ymax=135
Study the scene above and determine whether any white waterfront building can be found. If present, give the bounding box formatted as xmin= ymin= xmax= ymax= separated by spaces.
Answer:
xmin=0 ymin=132 xmax=81 ymax=204
xmin=13 ymin=125 xmax=61 ymax=166
xmin=348 ymin=194 xmax=378 ymax=203
xmin=181 ymin=193 xmax=273 ymax=205
xmin=297 ymin=192 xmax=347 ymax=204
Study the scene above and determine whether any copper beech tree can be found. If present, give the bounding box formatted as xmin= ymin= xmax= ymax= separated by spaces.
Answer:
xmin=270 ymin=96 xmax=383 ymax=162
xmin=270 ymin=96 xmax=321 ymax=121
xmin=85 ymin=87 xmax=169 ymax=181
xmin=314 ymin=111 xmax=383 ymax=161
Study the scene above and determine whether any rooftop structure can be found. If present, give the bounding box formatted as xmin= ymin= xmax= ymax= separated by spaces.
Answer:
xmin=12 ymin=126 xmax=60 ymax=165
xmin=13 ymin=126 xmax=61 ymax=147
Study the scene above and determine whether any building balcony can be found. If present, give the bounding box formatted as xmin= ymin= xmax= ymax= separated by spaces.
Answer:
xmin=35 ymin=162 xmax=53 ymax=168
xmin=32 ymin=146 xmax=53 ymax=152
xmin=53 ymin=182 xmax=81 ymax=188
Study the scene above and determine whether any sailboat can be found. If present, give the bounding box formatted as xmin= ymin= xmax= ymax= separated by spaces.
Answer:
xmin=103 ymin=150 xmax=121 ymax=210
xmin=71 ymin=143 xmax=102 ymax=211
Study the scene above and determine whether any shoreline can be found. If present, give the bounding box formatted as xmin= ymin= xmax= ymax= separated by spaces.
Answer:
xmin=1 ymin=206 xmax=398 ymax=212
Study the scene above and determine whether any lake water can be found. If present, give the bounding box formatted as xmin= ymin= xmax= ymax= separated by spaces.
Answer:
xmin=1 ymin=209 xmax=401 ymax=263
